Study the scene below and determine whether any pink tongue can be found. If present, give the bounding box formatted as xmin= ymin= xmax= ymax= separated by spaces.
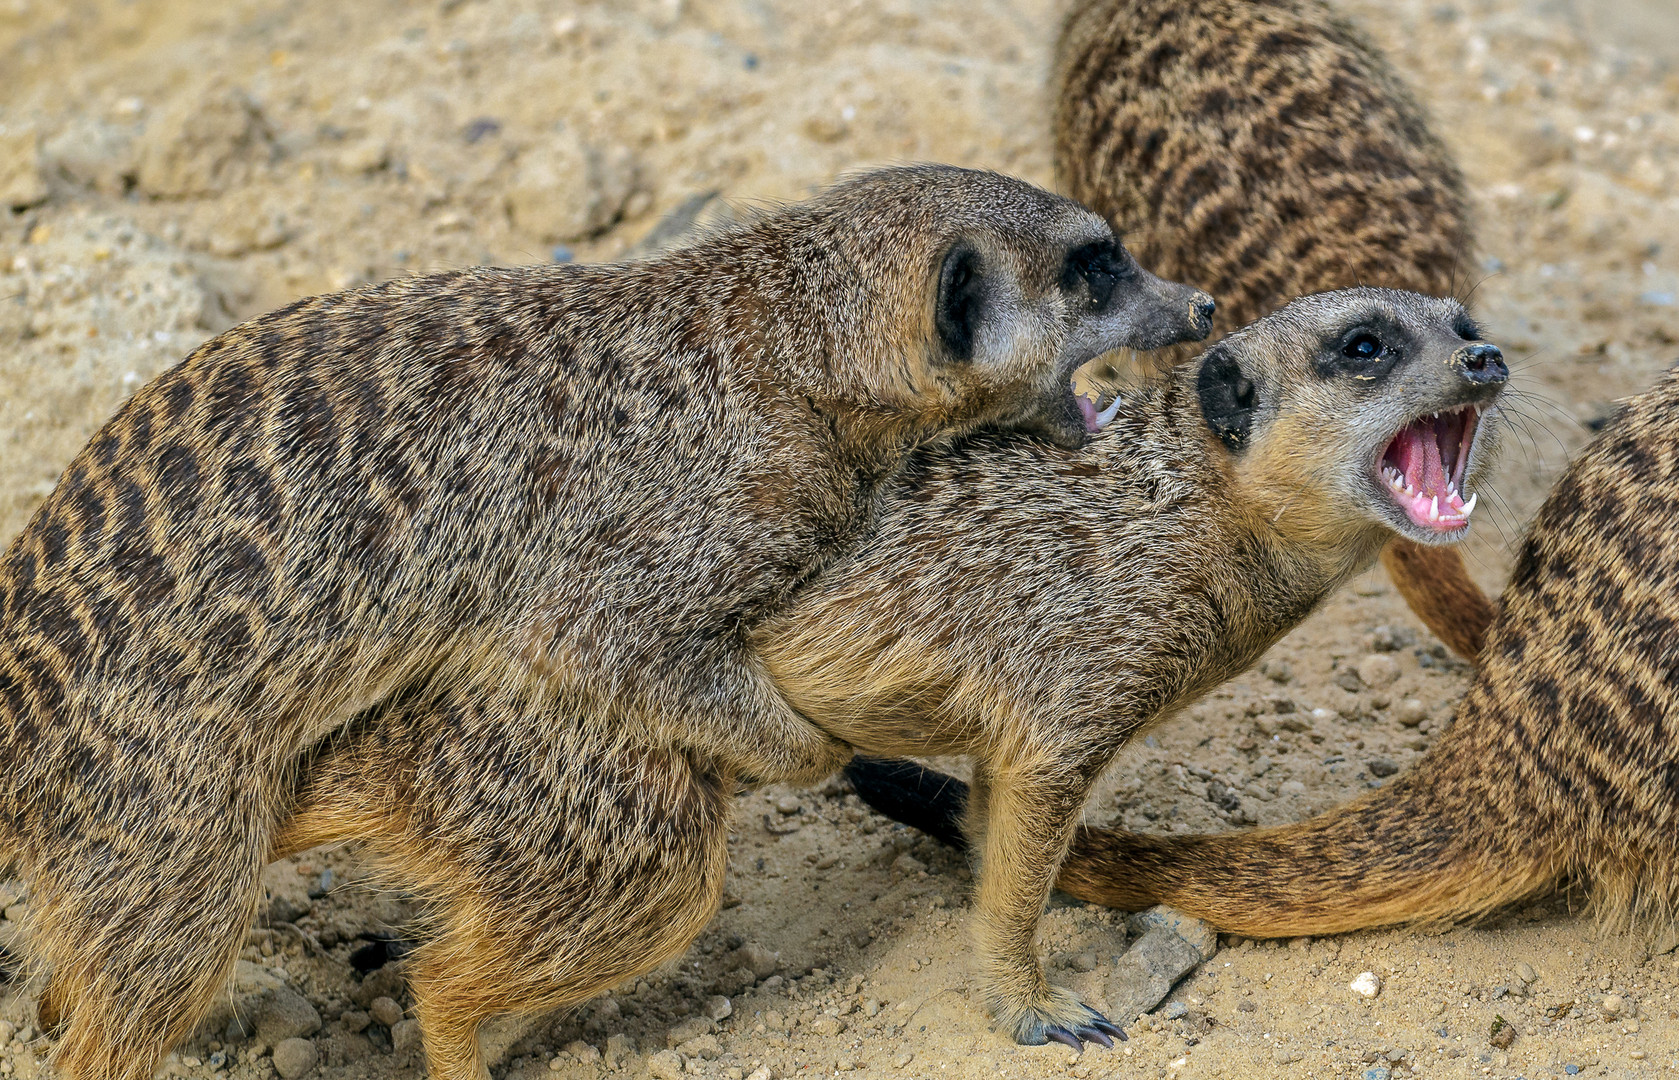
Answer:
xmin=1395 ymin=419 xmax=1448 ymax=497
xmin=1078 ymin=395 xmax=1100 ymax=433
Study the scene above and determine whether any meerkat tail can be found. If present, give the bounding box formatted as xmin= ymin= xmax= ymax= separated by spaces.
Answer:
xmin=847 ymin=751 xmax=1559 ymax=938
xmin=1379 ymin=540 xmax=1496 ymax=663
xmin=844 ymin=757 xmax=973 ymax=850
xmin=1053 ymin=775 xmax=1560 ymax=936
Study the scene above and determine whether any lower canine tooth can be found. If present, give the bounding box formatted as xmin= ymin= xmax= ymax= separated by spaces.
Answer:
xmin=1431 ymin=495 xmax=1439 ymax=518
xmin=1462 ymin=491 xmax=1479 ymax=516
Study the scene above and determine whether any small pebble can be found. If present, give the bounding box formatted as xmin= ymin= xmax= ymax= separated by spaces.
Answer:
xmin=665 ymin=1017 xmax=712 ymax=1047
xmin=271 ymin=1038 xmax=319 ymax=1078
xmin=705 ymin=995 xmax=733 ymax=1020
xmin=810 ymin=1016 xmax=847 ymax=1037
xmin=369 ymin=996 xmax=405 ymax=1028
xmin=731 ymin=942 xmax=778 ymax=979
xmin=774 ymin=795 xmax=801 ymax=815
xmin=1602 ymin=994 xmax=1625 ymax=1017
xmin=1516 ymin=962 xmax=1536 ymax=983
xmin=1368 ymin=759 xmax=1399 ymax=778
xmin=1356 ymin=653 xmax=1401 ymax=689
xmin=1395 ymin=699 xmax=1428 ymax=726
xmin=605 ymin=1033 xmax=637 ymax=1067
xmin=893 ymin=1052 xmax=914 ymax=1068
xmin=747 ymin=1067 xmax=774 ymax=1080
xmin=647 ymin=1050 xmax=685 ymax=1080
xmin=1350 ymin=971 xmax=1382 ymax=999
xmin=390 ymin=1018 xmax=422 ymax=1053
xmin=567 ymin=1040 xmax=601 ymax=1063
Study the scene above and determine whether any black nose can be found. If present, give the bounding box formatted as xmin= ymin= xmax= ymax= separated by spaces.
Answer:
xmin=1455 ymin=342 xmax=1508 ymax=385
xmin=1194 ymin=294 xmax=1216 ymax=322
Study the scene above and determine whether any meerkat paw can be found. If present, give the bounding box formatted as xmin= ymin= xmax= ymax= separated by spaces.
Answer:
xmin=993 ymin=983 xmax=1126 ymax=1049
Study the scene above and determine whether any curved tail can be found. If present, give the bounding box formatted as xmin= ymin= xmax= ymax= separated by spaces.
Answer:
xmin=1052 ymin=775 xmax=1557 ymax=937
xmin=1379 ymin=540 xmax=1496 ymax=663
xmin=846 ymin=739 xmax=1559 ymax=938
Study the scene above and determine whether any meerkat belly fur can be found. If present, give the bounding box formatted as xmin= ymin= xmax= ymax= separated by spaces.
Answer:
xmin=1056 ymin=0 xmax=1496 ymax=659
xmin=1 ymin=164 xmax=1215 ymax=1080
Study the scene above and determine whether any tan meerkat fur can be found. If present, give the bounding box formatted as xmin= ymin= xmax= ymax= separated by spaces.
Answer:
xmin=0 ymin=165 xmax=1216 ymax=1080
xmin=758 ymin=288 xmax=1504 ymax=1045
xmin=278 ymin=289 xmax=1507 ymax=1055
xmin=1013 ymin=363 xmax=1679 ymax=939
xmin=1055 ymin=0 xmax=1496 ymax=660
xmin=845 ymin=365 xmax=1679 ymax=942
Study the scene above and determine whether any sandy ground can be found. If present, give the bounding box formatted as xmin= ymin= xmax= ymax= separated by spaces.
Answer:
xmin=3 ymin=0 xmax=1679 ymax=1078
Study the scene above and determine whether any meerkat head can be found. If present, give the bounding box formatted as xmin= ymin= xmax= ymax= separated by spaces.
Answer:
xmin=1192 ymin=287 xmax=1506 ymax=549
xmin=801 ymin=165 xmax=1215 ymax=450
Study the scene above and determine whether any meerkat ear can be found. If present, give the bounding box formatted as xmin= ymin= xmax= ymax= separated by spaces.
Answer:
xmin=935 ymin=243 xmax=984 ymax=362
xmin=1197 ymin=344 xmax=1257 ymax=451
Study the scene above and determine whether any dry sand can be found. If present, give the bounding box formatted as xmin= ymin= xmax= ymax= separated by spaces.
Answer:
xmin=2 ymin=0 xmax=1679 ymax=1077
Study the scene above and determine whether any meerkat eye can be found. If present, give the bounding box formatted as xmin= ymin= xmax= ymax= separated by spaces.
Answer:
xmin=1342 ymin=333 xmax=1385 ymax=361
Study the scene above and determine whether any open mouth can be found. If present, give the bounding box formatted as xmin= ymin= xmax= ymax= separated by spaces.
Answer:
xmin=1379 ymin=405 xmax=1483 ymax=532
xmin=1076 ymin=385 xmax=1123 ymax=434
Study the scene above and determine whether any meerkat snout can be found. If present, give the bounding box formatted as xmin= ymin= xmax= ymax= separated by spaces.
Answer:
xmin=1453 ymin=342 xmax=1509 ymax=386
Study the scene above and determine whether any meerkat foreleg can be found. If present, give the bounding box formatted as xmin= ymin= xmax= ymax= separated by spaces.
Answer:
xmin=658 ymin=651 xmax=854 ymax=786
xmin=968 ymin=751 xmax=1125 ymax=1048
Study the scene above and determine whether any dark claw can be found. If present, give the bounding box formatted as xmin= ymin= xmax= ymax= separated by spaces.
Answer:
xmin=1077 ymin=1025 xmax=1114 ymax=1049
xmin=1045 ymin=1026 xmax=1084 ymax=1051
xmin=1092 ymin=1018 xmax=1128 ymax=1042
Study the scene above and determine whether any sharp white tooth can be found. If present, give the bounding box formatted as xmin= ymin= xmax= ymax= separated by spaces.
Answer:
xmin=1431 ymin=495 xmax=1440 ymax=519
xmin=1095 ymin=395 xmax=1123 ymax=428
xmin=1462 ymin=492 xmax=1479 ymax=516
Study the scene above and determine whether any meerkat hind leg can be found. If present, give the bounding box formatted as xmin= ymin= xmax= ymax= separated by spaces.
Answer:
xmin=970 ymin=757 xmax=1124 ymax=1049
xmin=31 ymin=819 xmax=267 ymax=1080
xmin=286 ymin=687 xmax=734 ymax=1077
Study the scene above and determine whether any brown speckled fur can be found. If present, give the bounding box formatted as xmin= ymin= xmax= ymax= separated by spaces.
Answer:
xmin=760 ymin=287 xmax=1506 ymax=1045
xmin=1055 ymin=0 xmax=1496 ymax=660
xmin=0 ymin=166 xmax=1214 ymax=1080
xmin=1049 ymin=364 xmax=1679 ymax=939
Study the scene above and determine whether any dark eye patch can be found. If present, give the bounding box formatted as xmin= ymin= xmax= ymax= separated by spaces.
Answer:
xmin=1452 ymin=313 xmax=1482 ymax=341
xmin=1062 ymin=240 xmax=1135 ymax=311
xmin=1316 ymin=314 xmax=1408 ymax=379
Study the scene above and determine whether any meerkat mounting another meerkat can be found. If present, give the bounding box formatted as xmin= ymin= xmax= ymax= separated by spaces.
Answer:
xmin=2 ymin=164 xmax=1215 ymax=1080
xmin=1055 ymin=0 xmax=1498 ymax=660
xmin=282 ymin=286 xmax=1508 ymax=1059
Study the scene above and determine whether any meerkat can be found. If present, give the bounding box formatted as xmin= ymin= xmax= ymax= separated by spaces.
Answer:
xmin=2 ymin=164 xmax=1217 ymax=1080
xmin=964 ymin=362 xmax=1679 ymax=941
xmin=283 ymin=288 xmax=1507 ymax=1059
xmin=1055 ymin=0 xmax=1497 ymax=660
